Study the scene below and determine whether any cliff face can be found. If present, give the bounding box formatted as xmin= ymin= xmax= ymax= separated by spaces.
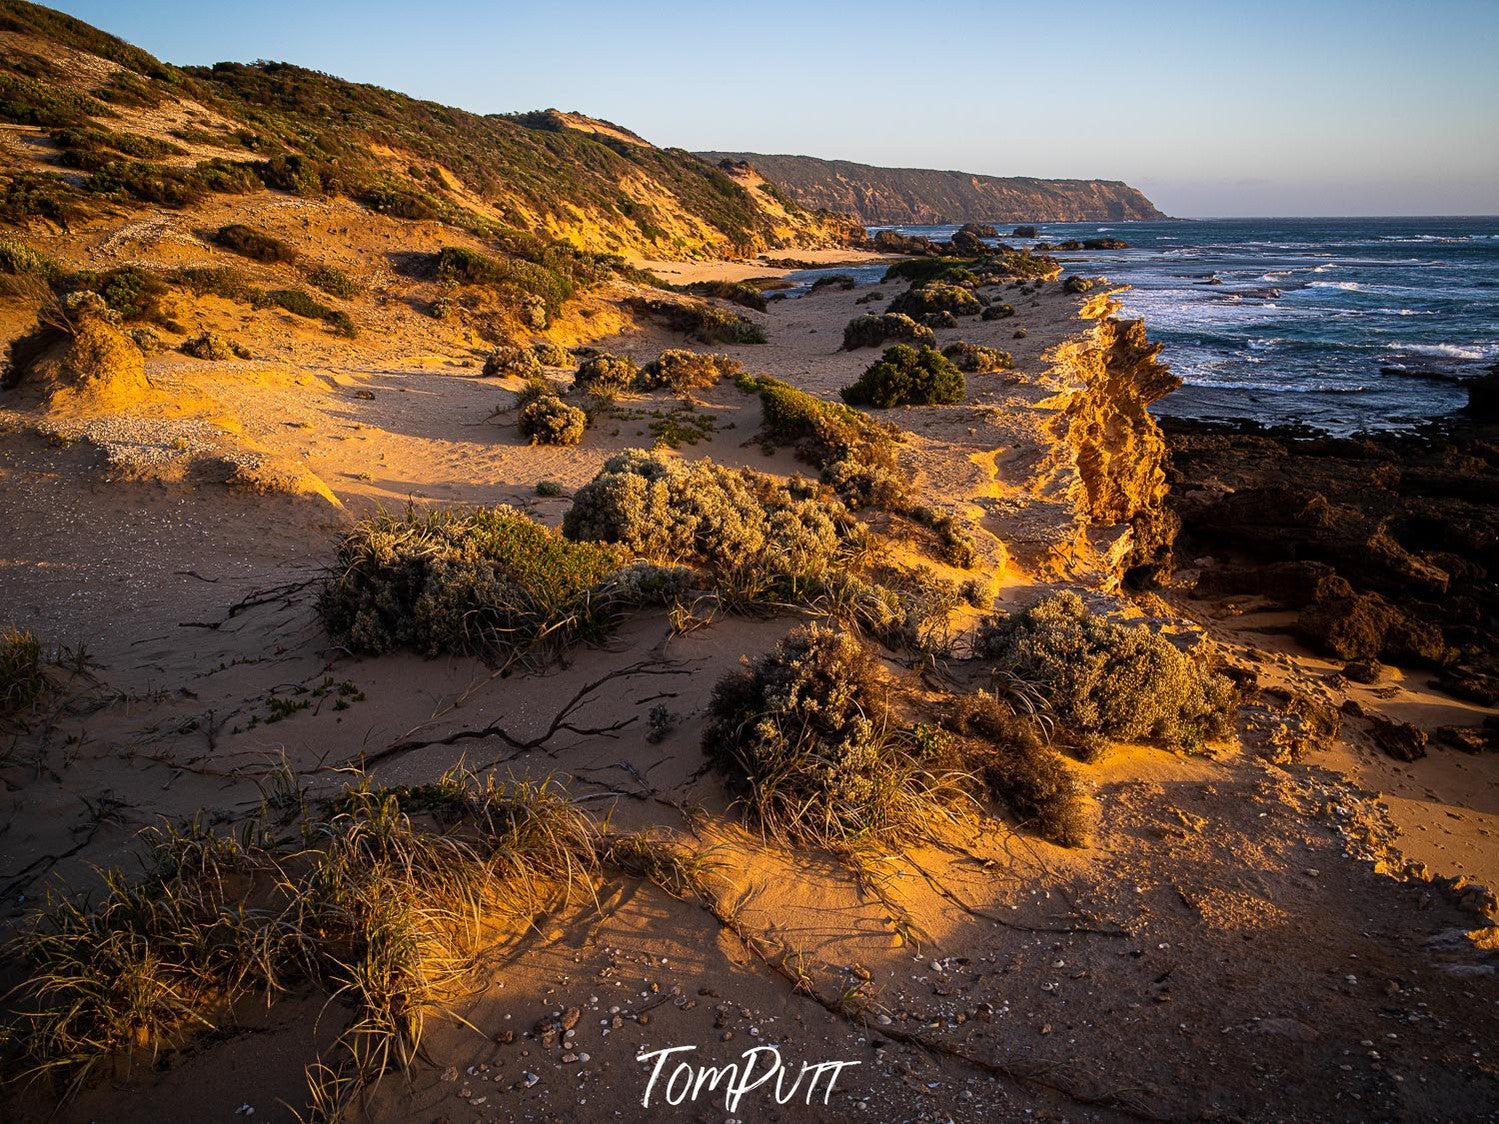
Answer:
xmin=697 ymin=153 xmax=1167 ymax=224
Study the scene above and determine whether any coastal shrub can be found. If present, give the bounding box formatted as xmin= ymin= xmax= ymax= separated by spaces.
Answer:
xmin=180 ymin=332 xmax=250 ymax=360
xmin=531 ymin=340 xmax=573 ymax=368
xmin=66 ymin=267 xmax=171 ymax=324
xmin=573 ymin=352 xmax=639 ymax=397
xmin=841 ymin=312 xmax=934 ymax=351
xmin=974 ymin=591 xmax=1237 ymax=748
xmin=306 ymin=264 xmax=360 ymax=299
xmin=908 ymin=504 xmax=979 ymax=567
xmin=627 ymin=297 xmax=766 ymax=345
xmin=739 ymin=373 xmax=908 ymax=508
xmin=0 ymin=72 xmax=104 ymax=127
xmin=482 ymin=344 xmax=543 ymax=379
xmin=841 ymin=344 xmax=965 ymax=408
xmin=0 ymin=239 xmax=58 ymax=278
xmin=678 ymin=280 xmax=767 ymax=312
xmin=1 ymin=626 xmax=45 ymax=715
xmin=268 ymin=288 xmax=333 ymax=320
xmin=1062 ymin=275 xmax=1096 ymax=294
xmin=169 ymin=266 xmax=263 ymax=306
xmin=212 ymin=224 xmax=295 ymax=264
xmin=689 ymin=304 xmax=766 ymax=345
xmin=882 ymin=258 xmax=969 ymax=286
xmin=942 ymin=341 xmax=1014 ymax=373
xmin=563 ymin=450 xmax=859 ymax=603
xmin=703 ymin=624 xmax=963 ymax=844
xmin=808 ymin=274 xmax=856 ymax=293
xmin=981 ymin=302 xmax=1016 ymax=321
xmin=887 ymin=282 xmax=981 ymax=319
xmin=518 ymin=387 xmax=586 ymax=446
xmin=320 ymin=506 xmax=626 ymax=665
xmin=921 ymin=311 xmax=959 ymax=330
xmin=935 ymin=693 xmax=1087 ymax=846
xmin=638 ymin=348 xmax=743 ymax=393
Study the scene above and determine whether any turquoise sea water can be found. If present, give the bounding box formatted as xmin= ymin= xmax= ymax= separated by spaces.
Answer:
xmin=785 ymin=217 xmax=1499 ymax=434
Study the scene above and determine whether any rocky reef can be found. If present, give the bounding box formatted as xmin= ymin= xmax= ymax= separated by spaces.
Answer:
xmin=1166 ymin=416 xmax=1499 ymax=706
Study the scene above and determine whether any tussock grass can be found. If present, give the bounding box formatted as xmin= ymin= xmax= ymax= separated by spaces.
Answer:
xmin=3 ymin=767 xmax=604 ymax=1114
xmin=1 ymin=626 xmax=45 ymax=715
xmin=704 ymin=624 xmax=969 ymax=846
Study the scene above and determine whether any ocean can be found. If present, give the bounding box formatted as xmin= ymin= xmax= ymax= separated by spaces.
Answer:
xmin=782 ymin=217 xmax=1499 ymax=434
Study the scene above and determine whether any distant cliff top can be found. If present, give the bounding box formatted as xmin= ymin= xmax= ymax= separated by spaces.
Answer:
xmin=697 ymin=153 xmax=1168 ymax=224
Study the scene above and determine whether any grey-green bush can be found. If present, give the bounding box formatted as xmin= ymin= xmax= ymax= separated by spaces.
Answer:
xmin=563 ymin=450 xmax=859 ymax=603
xmin=974 ymin=591 xmax=1236 ymax=748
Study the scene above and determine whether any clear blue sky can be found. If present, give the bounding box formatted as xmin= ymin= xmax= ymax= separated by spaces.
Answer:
xmin=48 ymin=0 xmax=1499 ymax=217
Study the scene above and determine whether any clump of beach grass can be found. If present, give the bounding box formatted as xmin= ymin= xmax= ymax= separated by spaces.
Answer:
xmin=703 ymin=624 xmax=969 ymax=846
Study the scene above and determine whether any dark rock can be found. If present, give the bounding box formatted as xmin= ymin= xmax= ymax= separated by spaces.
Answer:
xmin=1342 ymin=657 xmax=1387 ymax=684
xmin=1434 ymin=723 xmax=1499 ymax=754
xmin=1367 ymin=715 xmax=1429 ymax=762
xmin=1012 ymin=225 xmax=1038 ymax=238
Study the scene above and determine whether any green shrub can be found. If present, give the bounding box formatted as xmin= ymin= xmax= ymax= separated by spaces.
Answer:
xmin=563 ymin=450 xmax=859 ymax=604
xmin=181 ymin=332 xmax=250 ymax=360
xmin=518 ymin=392 xmax=586 ymax=446
xmin=909 ymin=504 xmax=979 ymax=567
xmin=324 ymin=309 xmax=358 ymax=338
xmin=1 ymin=626 xmax=44 ymax=715
xmin=51 ymin=127 xmax=185 ymax=171
xmin=921 ymin=310 xmax=959 ymax=330
xmin=0 ymin=239 xmax=58 ymax=278
xmin=320 ymin=506 xmax=626 ymax=665
xmin=703 ymin=624 xmax=963 ymax=844
xmin=841 ymin=312 xmax=934 ymax=351
xmin=974 ymin=592 xmax=1237 ymax=748
xmin=881 ymin=257 xmax=970 ymax=285
xmin=935 ymin=693 xmax=1088 ymax=846
xmin=941 ymin=341 xmax=1014 ymax=373
xmin=841 ymin=345 xmax=964 ymax=408
xmin=573 ymin=352 xmax=639 ymax=397
xmin=483 ymin=344 xmax=543 ymax=379
xmin=887 ymin=282 xmax=981 ymax=319
xmin=638 ymin=349 xmax=742 ymax=393
xmin=65 ymin=266 xmax=171 ymax=324
xmin=739 ymin=373 xmax=908 ymax=508
xmin=808 ymin=274 xmax=856 ymax=293
xmin=306 ymin=264 xmax=360 ymax=298
xmin=531 ymin=340 xmax=573 ymax=368
xmin=0 ymin=72 xmax=103 ymax=127
xmin=169 ymin=266 xmax=262 ymax=304
xmin=0 ymin=173 xmax=78 ymax=229
xmin=627 ymin=298 xmax=766 ymax=345
xmin=981 ymin=302 xmax=1015 ymax=321
xmin=689 ymin=304 xmax=766 ymax=345
xmin=268 ymin=288 xmax=332 ymax=320
xmin=678 ymin=280 xmax=767 ymax=312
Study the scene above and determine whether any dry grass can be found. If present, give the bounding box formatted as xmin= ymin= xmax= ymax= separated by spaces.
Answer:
xmin=3 ymin=767 xmax=603 ymax=1116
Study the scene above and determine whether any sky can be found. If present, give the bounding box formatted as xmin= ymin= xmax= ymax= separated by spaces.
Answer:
xmin=48 ymin=0 xmax=1499 ymax=218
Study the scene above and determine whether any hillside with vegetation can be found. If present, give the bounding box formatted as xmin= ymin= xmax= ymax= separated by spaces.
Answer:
xmin=699 ymin=151 xmax=1168 ymax=224
xmin=0 ymin=1 xmax=858 ymax=258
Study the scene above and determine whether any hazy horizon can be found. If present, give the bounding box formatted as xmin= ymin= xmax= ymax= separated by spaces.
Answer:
xmin=45 ymin=0 xmax=1499 ymax=220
